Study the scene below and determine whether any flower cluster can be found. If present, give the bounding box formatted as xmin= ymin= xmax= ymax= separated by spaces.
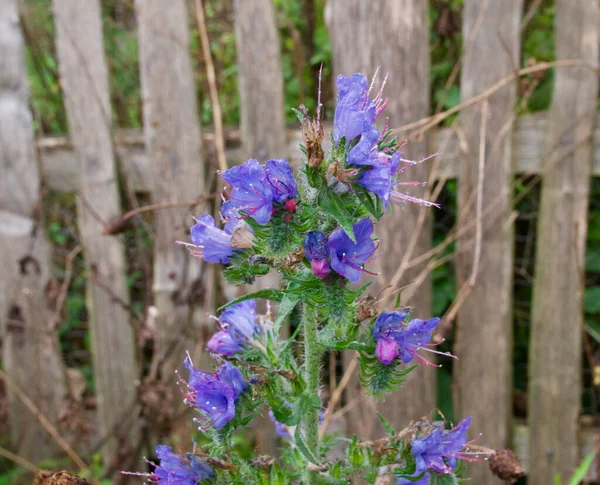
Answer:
xmin=333 ymin=73 xmax=439 ymax=209
xmin=123 ymin=70 xmax=506 ymax=485
xmin=398 ymin=417 xmax=475 ymax=484
xmin=303 ymin=218 xmax=377 ymax=283
xmin=373 ymin=311 xmax=457 ymax=367
xmin=181 ymin=357 xmax=247 ymax=429
xmin=207 ymin=300 xmax=261 ymax=356
xmin=123 ymin=445 xmax=214 ymax=484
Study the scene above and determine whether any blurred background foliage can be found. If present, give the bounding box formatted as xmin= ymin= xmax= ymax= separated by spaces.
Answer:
xmin=4 ymin=0 xmax=600 ymax=479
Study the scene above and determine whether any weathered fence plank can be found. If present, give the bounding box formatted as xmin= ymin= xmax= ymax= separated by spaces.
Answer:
xmin=234 ymin=0 xmax=286 ymax=161
xmin=233 ymin=0 xmax=288 ymax=453
xmin=529 ymin=1 xmax=599 ymax=483
xmin=0 ymin=0 xmax=68 ymax=462
xmin=328 ymin=0 xmax=435 ymax=440
xmin=136 ymin=0 xmax=211 ymax=438
xmin=36 ymin=113 xmax=600 ymax=194
xmin=52 ymin=0 xmax=139 ymax=467
xmin=455 ymin=1 xmax=522 ymax=483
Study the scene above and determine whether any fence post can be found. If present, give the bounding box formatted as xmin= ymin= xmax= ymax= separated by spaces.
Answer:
xmin=52 ymin=0 xmax=140 ymax=468
xmin=136 ymin=0 xmax=212 ymax=442
xmin=455 ymin=1 xmax=522 ymax=483
xmin=234 ymin=0 xmax=286 ymax=161
xmin=0 ymin=0 xmax=69 ymax=463
xmin=233 ymin=0 xmax=287 ymax=454
xmin=327 ymin=0 xmax=434 ymax=439
xmin=529 ymin=2 xmax=599 ymax=483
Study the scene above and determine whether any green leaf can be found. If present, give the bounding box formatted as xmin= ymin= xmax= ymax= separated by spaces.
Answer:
xmin=432 ymin=473 xmax=458 ymax=485
xmin=568 ymin=451 xmax=596 ymax=485
xmin=218 ymin=288 xmax=284 ymax=312
xmin=291 ymin=392 xmax=321 ymax=424
xmin=584 ymin=287 xmax=600 ymax=314
xmin=294 ymin=425 xmax=320 ymax=464
xmin=274 ymin=293 xmax=300 ymax=335
xmin=317 ymin=190 xmax=356 ymax=241
xmin=377 ymin=412 xmax=396 ymax=436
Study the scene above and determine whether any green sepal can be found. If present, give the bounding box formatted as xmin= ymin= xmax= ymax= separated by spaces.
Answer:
xmin=377 ymin=412 xmax=396 ymax=437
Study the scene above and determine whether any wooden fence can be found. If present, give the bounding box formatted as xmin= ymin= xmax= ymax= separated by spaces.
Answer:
xmin=0 ymin=0 xmax=599 ymax=484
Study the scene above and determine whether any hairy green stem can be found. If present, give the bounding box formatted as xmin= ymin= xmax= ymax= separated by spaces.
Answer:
xmin=302 ymin=304 xmax=320 ymax=484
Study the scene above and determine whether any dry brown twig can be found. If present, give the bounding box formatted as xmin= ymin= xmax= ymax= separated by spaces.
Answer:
xmin=0 ymin=445 xmax=39 ymax=473
xmin=0 ymin=369 xmax=93 ymax=481
xmin=319 ymin=357 xmax=358 ymax=439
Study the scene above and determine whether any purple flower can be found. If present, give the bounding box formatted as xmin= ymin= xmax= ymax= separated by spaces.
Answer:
xmin=376 ymin=337 xmax=399 ymax=365
xmin=334 ymin=74 xmax=386 ymax=144
xmin=356 ymin=152 xmax=401 ymax=208
xmin=265 ymin=158 xmax=297 ymax=203
xmin=222 ymin=159 xmax=273 ymax=224
xmin=221 ymin=199 xmax=243 ymax=233
xmin=373 ymin=312 xmax=456 ymax=367
xmin=183 ymin=358 xmax=247 ymax=429
xmin=207 ymin=330 xmax=242 ymax=356
xmin=328 ymin=218 xmax=377 ymax=283
xmin=220 ymin=299 xmax=260 ymax=344
xmin=150 ymin=445 xmax=214 ymax=484
xmin=346 ymin=121 xmax=380 ymax=166
xmin=311 ymin=259 xmax=331 ymax=279
xmin=411 ymin=417 xmax=473 ymax=475
xmin=304 ymin=231 xmax=332 ymax=279
xmin=187 ymin=214 xmax=237 ymax=263
xmin=304 ymin=231 xmax=330 ymax=261
xmin=207 ymin=300 xmax=260 ymax=356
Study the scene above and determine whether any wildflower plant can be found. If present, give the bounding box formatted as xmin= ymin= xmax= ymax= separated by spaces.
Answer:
xmin=127 ymin=72 xmax=510 ymax=484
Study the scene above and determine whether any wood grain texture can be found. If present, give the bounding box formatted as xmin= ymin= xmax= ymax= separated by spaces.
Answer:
xmin=328 ymin=0 xmax=435 ymax=440
xmin=52 ymin=0 xmax=139 ymax=465
xmin=136 ymin=0 xmax=211 ymax=386
xmin=0 ymin=0 xmax=68 ymax=462
xmin=454 ymin=1 xmax=522 ymax=483
xmin=234 ymin=0 xmax=286 ymax=161
xmin=35 ymin=114 xmax=600 ymax=194
xmin=529 ymin=1 xmax=599 ymax=483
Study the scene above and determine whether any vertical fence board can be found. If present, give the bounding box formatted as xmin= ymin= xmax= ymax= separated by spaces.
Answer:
xmin=455 ymin=1 xmax=522 ymax=483
xmin=529 ymin=1 xmax=599 ymax=483
xmin=52 ymin=0 xmax=139 ymax=466
xmin=136 ymin=0 xmax=211 ymax=440
xmin=0 ymin=0 xmax=68 ymax=462
xmin=233 ymin=0 xmax=287 ymax=453
xmin=328 ymin=0 xmax=434 ymax=440
xmin=234 ymin=0 xmax=286 ymax=161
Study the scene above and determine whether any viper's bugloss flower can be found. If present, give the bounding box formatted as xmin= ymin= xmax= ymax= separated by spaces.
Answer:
xmin=374 ymin=312 xmax=455 ymax=367
xmin=221 ymin=199 xmax=243 ymax=233
xmin=304 ymin=231 xmax=332 ymax=279
xmin=356 ymin=151 xmax=401 ymax=208
xmin=334 ymin=74 xmax=387 ymax=145
xmin=207 ymin=300 xmax=260 ymax=356
xmin=182 ymin=358 xmax=247 ymax=429
xmin=148 ymin=445 xmax=214 ymax=484
xmin=375 ymin=337 xmax=399 ymax=365
xmin=328 ymin=218 xmax=376 ymax=283
xmin=304 ymin=231 xmax=329 ymax=261
xmin=187 ymin=214 xmax=237 ymax=263
xmin=206 ymin=330 xmax=242 ymax=356
xmin=265 ymin=158 xmax=297 ymax=203
xmin=222 ymin=158 xmax=274 ymax=224
xmin=411 ymin=417 xmax=474 ymax=475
